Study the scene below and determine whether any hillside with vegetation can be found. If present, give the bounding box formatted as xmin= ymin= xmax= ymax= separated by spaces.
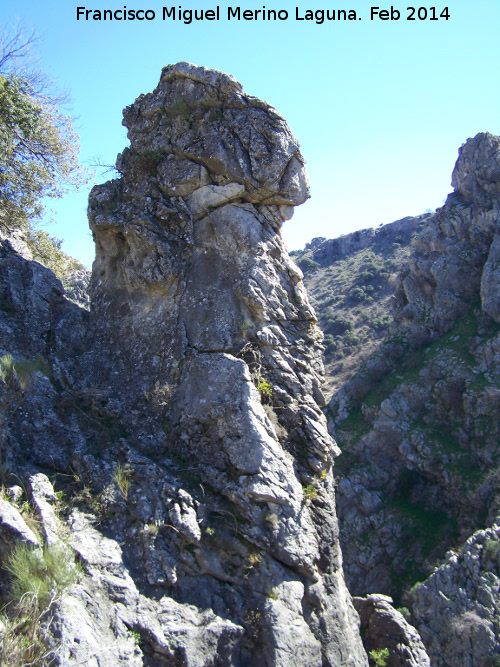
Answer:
xmin=0 ymin=29 xmax=499 ymax=666
xmin=290 ymin=214 xmax=429 ymax=396
xmin=326 ymin=133 xmax=500 ymax=666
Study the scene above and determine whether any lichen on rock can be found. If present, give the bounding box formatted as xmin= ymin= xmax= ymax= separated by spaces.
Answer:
xmin=80 ymin=62 xmax=366 ymax=665
xmin=327 ymin=132 xmax=500 ymax=665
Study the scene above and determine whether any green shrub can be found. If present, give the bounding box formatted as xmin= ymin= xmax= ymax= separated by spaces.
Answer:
xmin=6 ymin=542 xmax=80 ymax=610
xmin=409 ymin=581 xmax=423 ymax=599
xmin=359 ymin=269 xmax=376 ymax=283
xmin=397 ymin=606 xmax=411 ymax=621
xmin=369 ymin=647 xmax=389 ymax=666
xmin=297 ymin=256 xmax=320 ymax=274
xmin=1 ymin=541 xmax=80 ymax=666
xmin=26 ymin=225 xmax=84 ymax=281
xmin=130 ymin=630 xmax=141 ymax=645
xmin=371 ymin=315 xmax=392 ymax=331
xmin=323 ymin=313 xmax=354 ymax=336
xmin=113 ymin=462 xmax=132 ymax=499
xmin=323 ymin=334 xmax=337 ymax=356
xmin=343 ymin=330 xmax=361 ymax=348
xmin=254 ymin=375 xmax=273 ymax=398
xmin=135 ymin=149 xmax=163 ymax=176
xmin=483 ymin=539 xmax=500 ymax=560
xmin=349 ymin=286 xmax=367 ymax=302
xmin=302 ymin=484 xmax=318 ymax=502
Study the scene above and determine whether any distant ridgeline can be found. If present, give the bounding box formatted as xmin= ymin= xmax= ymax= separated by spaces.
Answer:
xmin=291 ymin=213 xmax=431 ymax=395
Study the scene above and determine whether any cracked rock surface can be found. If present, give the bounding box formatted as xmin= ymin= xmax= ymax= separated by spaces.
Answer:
xmin=327 ymin=133 xmax=500 ymax=665
xmin=85 ymin=61 xmax=366 ymax=666
xmin=0 ymin=64 xmax=367 ymax=666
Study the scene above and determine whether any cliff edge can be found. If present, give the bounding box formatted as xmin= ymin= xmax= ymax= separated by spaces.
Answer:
xmin=0 ymin=64 xmax=367 ymax=666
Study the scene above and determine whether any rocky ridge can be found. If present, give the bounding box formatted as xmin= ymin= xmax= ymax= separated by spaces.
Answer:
xmin=329 ymin=133 xmax=500 ymax=665
xmin=290 ymin=214 xmax=429 ymax=396
xmin=0 ymin=63 xmax=368 ymax=666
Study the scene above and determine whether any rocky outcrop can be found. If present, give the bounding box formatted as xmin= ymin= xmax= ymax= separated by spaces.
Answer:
xmin=85 ymin=61 xmax=366 ymax=667
xmin=395 ymin=133 xmax=500 ymax=333
xmin=329 ymin=133 xmax=500 ymax=664
xmin=353 ymin=594 xmax=430 ymax=667
xmin=0 ymin=496 xmax=40 ymax=558
xmin=0 ymin=64 xmax=367 ymax=665
xmin=0 ymin=229 xmax=88 ymax=364
xmin=412 ymin=517 xmax=500 ymax=667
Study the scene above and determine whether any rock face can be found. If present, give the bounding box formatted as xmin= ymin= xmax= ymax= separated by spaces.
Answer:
xmin=395 ymin=133 xmax=500 ymax=332
xmin=86 ymin=61 xmax=365 ymax=667
xmin=353 ymin=594 xmax=430 ymax=667
xmin=328 ymin=133 xmax=500 ymax=663
xmin=0 ymin=64 xmax=367 ymax=666
xmin=412 ymin=519 xmax=500 ymax=667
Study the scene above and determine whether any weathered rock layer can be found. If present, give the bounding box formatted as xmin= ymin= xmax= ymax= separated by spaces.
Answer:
xmin=70 ymin=63 xmax=365 ymax=665
xmin=329 ymin=133 xmax=500 ymax=665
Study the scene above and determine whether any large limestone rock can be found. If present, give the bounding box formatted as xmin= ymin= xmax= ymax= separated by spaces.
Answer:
xmin=84 ymin=63 xmax=367 ymax=666
xmin=395 ymin=132 xmax=500 ymax=332
xmin=412 ymin=518 xmax=500 ymax=666
xmin=327 ymin=133 xmax=500 ymax=664
xmin=353 ymin=594 xmax=430 ymax=667
xmin=451 ymin=132 xmax=500 ymax=208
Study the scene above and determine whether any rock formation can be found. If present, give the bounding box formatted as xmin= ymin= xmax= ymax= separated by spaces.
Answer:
xmin=353 ymin=594 xmax=430 ymax=667
xmin=5 ymin=65 xmax=498 ymax=667
xmin=0 ymin=64 xmax=367 ymax=666
xmin=412 ymin=520 xmax=500 ymax=666
xmin=328 ymin=133 xmax=500 ymax=664
xmin=394 ymin=133 xmax=500 ymax=332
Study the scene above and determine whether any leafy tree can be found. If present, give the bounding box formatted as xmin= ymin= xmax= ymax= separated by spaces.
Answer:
xmin=0 ymin=25 xmax=86 ymax=232
xmin=25 ymin=226 xmax=85 ymax=279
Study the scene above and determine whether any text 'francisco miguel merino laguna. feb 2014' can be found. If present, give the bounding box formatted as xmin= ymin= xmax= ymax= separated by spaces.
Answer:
xmin=76 ymin=6 xmax=451 ymax=24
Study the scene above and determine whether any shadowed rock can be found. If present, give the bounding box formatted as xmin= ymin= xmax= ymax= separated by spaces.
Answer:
xmin=85 ymin=63 xmax=367 ymax=666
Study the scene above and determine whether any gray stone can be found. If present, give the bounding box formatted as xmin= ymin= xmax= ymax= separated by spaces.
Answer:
xmin=5 ymin=485 xmax=23 ymax=503
xmin=353 ymin=595 xmax=430 ymax=667
xmin=481 ymin=232 xmax=500 ymax=322
xmin=85 ymin=63 xmax=367 ymax=665
xmin=262 ymin=580 xmax=322 ymax=666
xmin=49 ymin=510 xmax=245 ymax=666
xmin=412 ymin=520 xmax=500 ymax=666
xmin=120 ymin=61 xmax=310 ymax=207
xmin=0 ymin=496 xmax=40 ymax=557
xmin=27 ymin=473 xmax=60 ymax=545
xmin=186 ymin=182 xmax=246 ymax=219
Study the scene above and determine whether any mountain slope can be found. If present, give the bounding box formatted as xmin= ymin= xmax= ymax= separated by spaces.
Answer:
xmin=290 ymin=214 xmax=430 ymax=396
xmin=326 ymin=132 xmax=500 ymax=665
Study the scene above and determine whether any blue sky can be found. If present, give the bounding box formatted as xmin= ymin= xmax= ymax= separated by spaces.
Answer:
xmin=1 ymin=1 xmax=499 ymax=267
